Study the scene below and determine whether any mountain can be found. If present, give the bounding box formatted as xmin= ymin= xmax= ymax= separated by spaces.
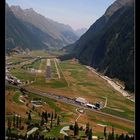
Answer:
xmin=5 ymin=4 xmax=48 ymax=52
xmin=61 ymin=0 xmax=134 ymax=92
xmin=75 ymin=28 xmax=87 ymax=37
xmin=10 ymin=5 xmax=78 ymax=50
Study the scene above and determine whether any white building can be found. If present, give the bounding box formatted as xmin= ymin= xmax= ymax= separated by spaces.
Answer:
xmin=86 ymin=103 xmax=97 ymax=109
xmin=75 ymin=97 xmax=88 ymax=105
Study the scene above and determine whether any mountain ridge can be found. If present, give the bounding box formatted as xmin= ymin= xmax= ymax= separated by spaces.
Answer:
xmin=60 ymin=0 xmax=134 ymax=92
xmin=5 ymin=4 xmax=48 ymax=51
xmin=10 ymin=5 xmax=78 ymax=49
xmin=6 ymin=4 xmax=79 ymax=51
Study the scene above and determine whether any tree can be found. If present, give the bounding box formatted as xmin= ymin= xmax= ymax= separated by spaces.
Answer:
xmin=125 ymin=134 xmax=130 ymax=140
xmin=28 ymin=112 xmax=32 ymax=122
xmin=44 ymin=112 xmax=48 ymax=123
xmin=41 ymin=112 xmax=45 ymax=126
xmin=19 ymin=115 xmax=21 ymax=128
xmin=112 ymin=127 xmax=114 ymax=135
xmin=7 ymin=118 xmax=12 ymax=129
xmin=48 ymin=113 xmax=51 ymax=118
xmin=6 ymin=118 xmax=12 ymax=136
xmin=108 ymin=132 xmax=112 ymax=140
xmin=64 ymin=135 xmax=71 ymax=140
xmin=104 ymin=127 xmax=107 ymax=140
xmin=69 ymin=125 xmax=74 ymax=130
xmin=85 ymin=123 xmax=90 ymax=136
xmin=16 ymin=114 xmax=19 ymax=128
xmin=88 ymin=128 xmax=93 ymax=140
xmin=50 ymin=119 xmax=53 ymax=128
xmin=41 ymin=117 xmax=45 ymax=126
xmin=116 ymin=134 xmax=119 ymax=140
xmin=118 ymin=133 xmax=125 ymax=140
xmin=54 ymin=110 xmax=57 ymax=119
xmin=79 ymin=126 xmax=83 ymax=131
xmin=74 ymin=121 xmax=79 ymax=136
xmin=57 ymin=116 xmax=60 ymax=126
xmin=111 ymin=127 xmax=115 ymax=140
xmin=51 ymin=112 xmax=54 ymax=120
xmin=50 ymin=112 xmax=54 ymax=128
xmin=28 ymin=134 xmax=33 ymax=140
xmin=108 ymin=131 xmax=115 ymax=140
xmin=42 ymin=112 xmax=45 ymax=118
xmin=32 ymin=105 xmax=35 ymax=111
xmin=13 ymin=113 xmax=16 ymax=128
xmin=130 ymin=135 xmax=134 ymax=140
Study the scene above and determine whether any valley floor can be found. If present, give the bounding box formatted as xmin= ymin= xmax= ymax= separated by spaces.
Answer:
xmin=5 ymin=51 xmax=135 ymax=139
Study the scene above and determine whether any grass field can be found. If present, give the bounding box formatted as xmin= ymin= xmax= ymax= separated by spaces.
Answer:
xmin=13 ymin=91 xmax=24 ymax=105
xmin=42 ymin=125 xmax=64 ymax=138
xmin=27 ymin=59 xmax=134 ymax=121
xmin=10 ymin=56 xmax=134 ymax=120
xmin=9 ymin=57 xmax=39 ymax=82
xmin=6 ymin=55 xmax=28 ymax=64
xmin=11 ymin=67 xmax=35 ymax=81
xmin=26 ymin=59 xmax=41 ymax=69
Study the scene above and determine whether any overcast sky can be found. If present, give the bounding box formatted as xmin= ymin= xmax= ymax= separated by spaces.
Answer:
xmin=6 ymin=0 xmax=116 ymax=30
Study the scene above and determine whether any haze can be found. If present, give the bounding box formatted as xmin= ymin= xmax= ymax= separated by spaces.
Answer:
xmin=6 ymin=0 xmax=116 ymax=30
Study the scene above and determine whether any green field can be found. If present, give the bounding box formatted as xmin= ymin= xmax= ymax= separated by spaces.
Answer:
xmin=11 ymin=67 xmax=35 ymax=81
xmin=59 ymin=60 xmax=134 ymax=119
xmin=10 ymin=56 xmax=134 ymax=121
xmin=50 ymin=59 xmax=58 ymax=79
xmin=42 ymin=125 xmax=64 ymax=138
xmin=23 ymin=58 xmax=41 ymax=69
xmin=13 ymin=91 xmax=24 ymax=105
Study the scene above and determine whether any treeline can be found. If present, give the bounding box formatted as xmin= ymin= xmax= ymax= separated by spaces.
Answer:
xmin=6 ymin=110 xmax=61 ymax=140
xmin=58 ymin=53 xmax=76 ymax=61
xmin=6 ymin=112 xmax=134 ymax=140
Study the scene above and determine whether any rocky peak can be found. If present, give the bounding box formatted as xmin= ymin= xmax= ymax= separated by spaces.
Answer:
xmin=11 ymin=5 xmax=23 ymax=12
xmin=104 ymin=0 xmax=134 ymax=17
xmin=24 ymin=8 xmax=35 ymax=15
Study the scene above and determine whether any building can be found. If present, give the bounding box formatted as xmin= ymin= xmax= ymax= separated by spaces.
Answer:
xmin=75 ymin=97 xmax=88 ymax=105
xmin=86 ymin=103 xmax=97 ymax=109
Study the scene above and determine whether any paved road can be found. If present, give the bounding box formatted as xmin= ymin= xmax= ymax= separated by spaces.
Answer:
xmin=6 ymin=83 xmax=134 ymax=124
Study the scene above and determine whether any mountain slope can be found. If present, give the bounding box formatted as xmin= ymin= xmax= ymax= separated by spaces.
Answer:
xmin=10 ymin=5 xmax=78 ymax=49
xmin=62 ymin=0 xmax=134 ymax=92
xmin=5 ymin=4 xmax=48 ymax=51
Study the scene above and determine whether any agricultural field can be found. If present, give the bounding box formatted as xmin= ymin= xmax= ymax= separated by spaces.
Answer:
xmin=6 ymin=51 xmax=134 ymax=138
